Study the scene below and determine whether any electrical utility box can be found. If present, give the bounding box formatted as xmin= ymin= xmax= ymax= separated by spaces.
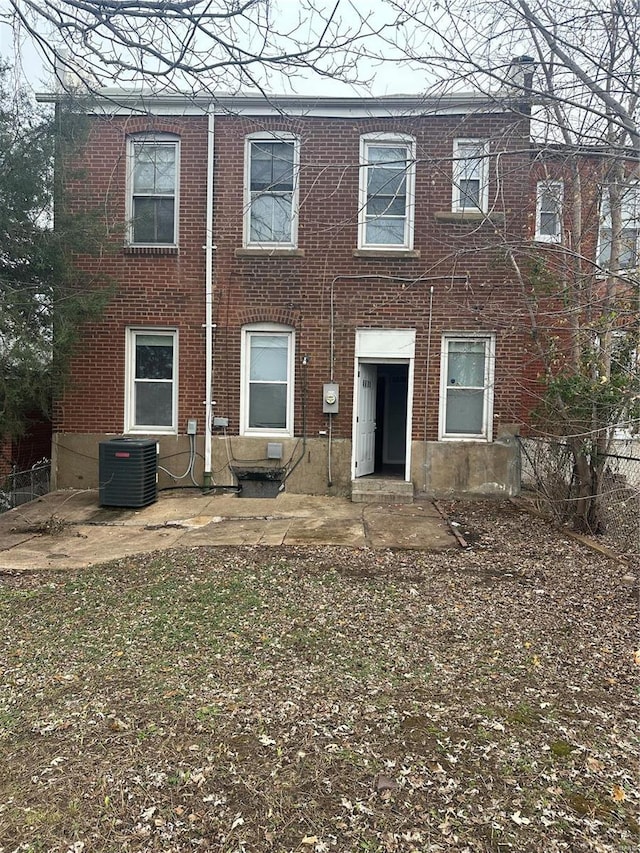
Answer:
xmin=99 ymin=438 xmax=158 ymax=508
xmin=323 ymin=382 xmax=339 ymax=414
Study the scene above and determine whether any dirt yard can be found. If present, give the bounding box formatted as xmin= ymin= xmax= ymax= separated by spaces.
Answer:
xmin=0 ymin=502 xmax=637 ymax=852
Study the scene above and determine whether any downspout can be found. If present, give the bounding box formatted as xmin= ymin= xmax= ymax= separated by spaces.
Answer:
xmin=328 ymin=276 xmax=336 ymax=487
xmin=203 ymin=105 xmax=215 ymax=487
xmin=423 ymin=285 xmax=434 ymax=493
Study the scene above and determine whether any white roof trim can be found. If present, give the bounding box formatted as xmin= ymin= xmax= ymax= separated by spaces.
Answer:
xmin=36 ymin=89 xmax=516 ymax=118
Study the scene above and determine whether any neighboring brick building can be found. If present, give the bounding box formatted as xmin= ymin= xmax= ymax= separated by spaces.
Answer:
xmin=45 ymin=89 xmax=541 ymax=499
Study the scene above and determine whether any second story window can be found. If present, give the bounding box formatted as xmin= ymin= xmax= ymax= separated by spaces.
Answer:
xmin=535 ymin=180 xmax=563 ymax=242
xmin=359 ymin=134 xmax=415 ymax=249
xmin=598 ymin=184 xmax=639 ymax=270
xmin=452 ymin=139 xmax=489 ymax=213
xmin=128 ymin=136 xmax=179 ymax=245
xmin=245 ymin=135 xmax=298 ymax=247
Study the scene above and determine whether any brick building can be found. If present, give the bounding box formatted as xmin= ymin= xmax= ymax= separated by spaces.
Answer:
xmin=45 ymin=89 xmax=540 ymax=499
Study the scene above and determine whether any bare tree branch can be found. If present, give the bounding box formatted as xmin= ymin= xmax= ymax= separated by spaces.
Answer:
xmin=3 ymin=0 xmax=402 ymax=93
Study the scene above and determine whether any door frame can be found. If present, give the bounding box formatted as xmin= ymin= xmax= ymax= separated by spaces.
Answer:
xmin=351 ymin=329 xmax=415 ymax=482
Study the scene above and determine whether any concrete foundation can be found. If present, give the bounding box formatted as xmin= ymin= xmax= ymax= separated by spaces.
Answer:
xmin=52 ymin=433 xmax=353 ymax=497
xmin=416 ymin=438 xmax=521 ymax=498
xmin=53 ymin=433 xmax=520 ymax=499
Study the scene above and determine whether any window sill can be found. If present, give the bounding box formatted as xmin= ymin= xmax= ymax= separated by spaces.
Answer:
xmin=434 ymin=211 xmax=505 ymax=224
xmin=241 ymin=431 xmax=294 ymax=439
xmin=235 ymin=247 xmax=305 ymax=258
xmin=595 ymin=266 xmax=638 ymax=276
xmin=353 ymin=248 xmax=420 ymax=259
xmin=533 ymin=235 xmax=562 ymax=244
xmin=125 ymin=428 xmax=177 ymax=436
xmin=124 ymin=245 xmax=179 ymax=256
xmin=438 ymin=435 xmax=491 ymax=443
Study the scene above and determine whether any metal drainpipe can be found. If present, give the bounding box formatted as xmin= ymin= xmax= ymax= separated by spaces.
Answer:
xmin=203 ymin=106 xmax=215 ymax=487
xmin=328 ymin=276 xmax=336 ymax=486
xmin=424 ymin=285 xmax=434 ymax=492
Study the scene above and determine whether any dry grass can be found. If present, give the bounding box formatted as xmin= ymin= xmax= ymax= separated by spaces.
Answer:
xmin=0 ymin=502 xmax=637 ymax=852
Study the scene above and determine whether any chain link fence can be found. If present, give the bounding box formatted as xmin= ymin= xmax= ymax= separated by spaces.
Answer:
xmin=519 ymin=437 xmax=639 ymax=562
xmin=0 ymin=460 xmax=51 ymax=513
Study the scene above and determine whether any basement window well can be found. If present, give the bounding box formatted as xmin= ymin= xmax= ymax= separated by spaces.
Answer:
xmin=231 ymin=466 xmax=285 ymax=498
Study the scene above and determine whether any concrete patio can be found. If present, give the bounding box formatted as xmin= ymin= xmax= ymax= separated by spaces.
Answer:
xmin=0 ymin=489 xmax=457 ymax=571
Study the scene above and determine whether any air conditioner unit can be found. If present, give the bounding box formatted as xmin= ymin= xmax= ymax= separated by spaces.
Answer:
xmin=99 ymin=438 xmax=158 ymax=508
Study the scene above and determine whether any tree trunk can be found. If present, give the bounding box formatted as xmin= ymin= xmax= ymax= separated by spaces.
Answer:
xmin=570 ymin=439 xmax=606 ymax=534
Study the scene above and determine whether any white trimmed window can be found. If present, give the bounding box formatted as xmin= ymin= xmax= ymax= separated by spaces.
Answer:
xmin=452 ymin=139 xmax=489 ymax=213
xmin=125 ymin=329 xmax=178 ymax=433
xmin=244 ymin=134 xmax=299 ymax=247
xmin=610 ymin=331 xmax=639 ymax=439
xmin=241 ymin=324 xmax=295 ymax=436
xmin=535 ymin=180 xmax=563 ymax=242
xmin=439 ymin=334 xmax=495 ymax=440
xmin=359 ymin=134 xmax=415 ymax=249
xmin=127 ymin=135 xmax=179 ymax=245
xmin=598 ymin=184 xmax=639 ymax=270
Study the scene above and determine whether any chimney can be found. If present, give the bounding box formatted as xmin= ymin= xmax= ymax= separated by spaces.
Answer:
xmin=54 ymin=50 xmax=86 ymax=94
xmin=508 ymin=55 xmax=535 ymax=94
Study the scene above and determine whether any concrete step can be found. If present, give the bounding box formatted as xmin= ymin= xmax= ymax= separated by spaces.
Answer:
xmin=351 ymin=478 xmax=414 ymax=504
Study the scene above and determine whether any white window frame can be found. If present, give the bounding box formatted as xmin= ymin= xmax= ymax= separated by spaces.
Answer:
xmin=438 ymin=333 xmax=495 ymax=441
xmin=597 ymin=184 xmax=640 ymax=271
xmin=125 ymin=328 xmax=178 ymax=434
xmin=358 ymin=133 xmax=416 ymax=250
xmin=609 ymin=330 xmax=639 ymax=439
xmin=243 ymin=133 xmax=300 ymax=248
xmin=535 ymin=179 xmax=564 ymax=242
xmin=452 ymin=139 xmax=489 ymax=213
xmin=240 ymin=324 xmax=295 ymax=437
xmin=126 ymin=134 xmax=179 ymax=247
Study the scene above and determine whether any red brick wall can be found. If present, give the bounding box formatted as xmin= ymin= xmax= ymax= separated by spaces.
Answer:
xmin=58 ymin=114 xmax=210 ymax=434
xmin=520 ymin=153 xmax=618 ymax=431
xmin=211 ymin=111 xmax=532 ymax=440
xmin=58 ymin=107 xmax=534 ymax=443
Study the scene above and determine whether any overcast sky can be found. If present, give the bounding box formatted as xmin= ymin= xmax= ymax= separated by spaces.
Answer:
xmin=0 ymin=1 xmax=438 ymax=99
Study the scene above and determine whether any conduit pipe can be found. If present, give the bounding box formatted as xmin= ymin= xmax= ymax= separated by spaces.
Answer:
xmin=203 ymin=106 xmax=215 ymax=486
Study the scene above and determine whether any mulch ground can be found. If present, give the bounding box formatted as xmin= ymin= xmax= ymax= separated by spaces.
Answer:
xmin=0 ymin=501 xmax=637 ymax=852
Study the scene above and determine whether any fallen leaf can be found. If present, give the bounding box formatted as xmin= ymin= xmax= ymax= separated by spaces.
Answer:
xmin=511 ymin=811 xmax=531 ymax=825
xmin=375 ymin=774 xmax=398 ymax=793
xmin=612 ymin=784 xmax=625 ymax=803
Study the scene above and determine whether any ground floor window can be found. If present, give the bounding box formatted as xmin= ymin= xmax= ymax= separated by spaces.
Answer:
xmin=241 ymin=324 xmax=295 ymax=436
xmin=125 ymin=328 xmax=177 ymax=433
xmin=439 ymin=333 xmax=495 ymax=440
